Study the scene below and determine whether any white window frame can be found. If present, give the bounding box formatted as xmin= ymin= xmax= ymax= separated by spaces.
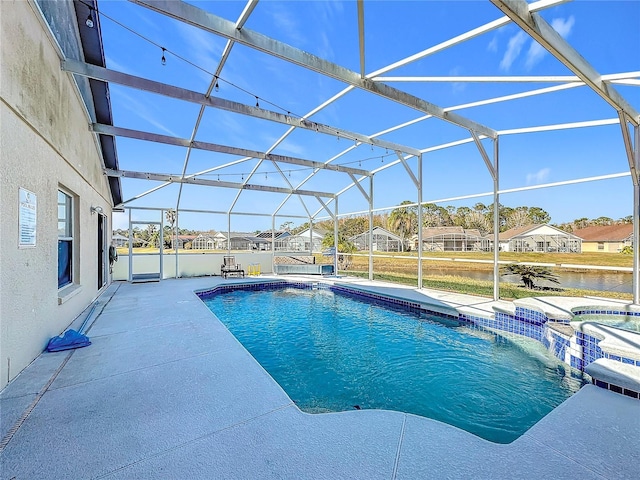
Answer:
xmin=58 ymin=188 xmax=75 ymax=289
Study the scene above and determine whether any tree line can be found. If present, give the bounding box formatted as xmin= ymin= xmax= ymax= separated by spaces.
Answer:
xmin=114 ymin=205 xmax=631 ymax=249
xmin=293 ymin=202 xmax=631 ymax=252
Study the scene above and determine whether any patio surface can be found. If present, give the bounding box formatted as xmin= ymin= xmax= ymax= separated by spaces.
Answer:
xmin=1 ymin=276 xmax=638 ymax=479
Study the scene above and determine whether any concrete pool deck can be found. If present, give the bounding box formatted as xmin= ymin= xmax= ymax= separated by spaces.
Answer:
xmin=1 ymin=276 xmax=638 ymax=479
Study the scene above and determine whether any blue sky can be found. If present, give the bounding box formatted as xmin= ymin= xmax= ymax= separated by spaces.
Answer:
xmin=97 ymin=0 xmax=640 ymax=232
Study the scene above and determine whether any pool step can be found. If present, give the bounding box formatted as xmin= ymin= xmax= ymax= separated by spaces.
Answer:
xmin=585 ymin=358 xmax=640 ymax=399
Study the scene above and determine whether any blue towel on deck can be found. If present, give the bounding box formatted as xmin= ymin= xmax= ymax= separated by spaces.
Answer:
xmin=46 ymin=329 xmax=91 ymax=352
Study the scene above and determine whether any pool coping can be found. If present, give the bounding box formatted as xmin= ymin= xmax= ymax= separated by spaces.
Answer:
xmin=1 ymin=276 xmax=639 ymax=479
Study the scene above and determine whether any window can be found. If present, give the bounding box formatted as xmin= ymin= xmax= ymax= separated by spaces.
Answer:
xmin=597 ymin=242 xmax=605 ymax=250
xmin=58 ymin=190 xmax=73 ymax=288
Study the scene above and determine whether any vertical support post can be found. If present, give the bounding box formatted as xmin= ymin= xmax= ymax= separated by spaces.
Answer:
xmin=417 ymin=154 xmax=423 ymax=289
xmin=128 ymin=208 xmax=133 ymax=282
xmin=272 ymin=215 xmax=276 ymax=275
xmin=369 ymin=175 xmax=374 ymax=281
xmin=174 ymin=211 xmax=179 ymax=279
xmin=160 ymin=209 xmax=164 ymax=280
xmin=633 ymin=126 xmax=640 ymax=304
xmin=309 ymin=217 xmax=314 ymax=255
xmin=334 ymin=198 xmax=339 ymax=276
xmin=493 ymin=137 xmax=500 ymax=301
xmin=227 ymin=213 xmax=231 ymax=255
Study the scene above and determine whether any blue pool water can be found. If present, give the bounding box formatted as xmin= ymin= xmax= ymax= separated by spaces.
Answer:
xmin=202 ymin=286 xmax=583 ymax=443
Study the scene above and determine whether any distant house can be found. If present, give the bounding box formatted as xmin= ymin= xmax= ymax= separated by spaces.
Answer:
xmin=497 ymin=224 xmax=581 ymax=253
xmin=173 ymin=235 xmax=198 ymax=249
xmin=257 ymin=230 xmax=291 ymax=250
xmin=351 ymin=227 xmax=403 ymax=252
xmin=112 ymin=234 xmax=129 ymax=247
xmin=112 ymin=234 xmax=146 ymax=248
xmin=191 ymin=233 xmax=219 ymax=250
xmin=573 ymin=224 xmax=633 ymax=253
xmin=412 ymin=226 xmax=490 ymax=252
xmin=280 ymin=228 xmax=326 ymax=252
xmin=220 ymin=232 xmax=272 ymax=251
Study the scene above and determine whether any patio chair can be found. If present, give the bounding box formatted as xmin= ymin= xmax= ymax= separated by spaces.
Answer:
xmin=221 ymin=255 xmax=245 ymax=279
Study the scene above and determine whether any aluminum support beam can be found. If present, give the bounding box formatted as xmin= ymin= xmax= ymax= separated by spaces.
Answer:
xmin=357 ymin=0 xmax=365 ymax=78
xmin=272 ymin=215 xmax=276 ymax=273
xmin=491 ymin=0 xmax=640 ymax=126
xmin=634 ymin=127 xmax=640 ymax=304
xmin=104 ymin=169 xmax=336 ymax=198
xmin=91 ymin=123 xmax=369 ymax=177
xmin=347 ymin=173 xmax=370 ymax=203
xmin=396 ymin=151 xmax=420 ymax=189
xmin=619 ymin=113 xmax=639 ymax=186
xmin=471 ymin=131 xmax=496 ymax=179
xmin=492 ymin=138 xmax=500 ymax=301
xmin=128 ymin=209 xmax=133 ymax=282
xmin=132 ymin=0 xmax=497 ymax=139
xmin=334 ymin=198 xmax=339 ymax=276
xmin=64 ymin=60 xmax=420 ymax=157
xmin=417 ymin=154 xmax=423 ymax=289
xmin=315 ymin=196 xmax=335 ymax=220
xmin=227 ymin=213 xmax=231 ymax=255
xmin=174 ymin=210 xmax=179 ymax=278
xmin=369 ymin=176 xmax=374 ymax=281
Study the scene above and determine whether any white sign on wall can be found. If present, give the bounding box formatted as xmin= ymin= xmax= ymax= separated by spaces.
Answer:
xmin=19 ymin=187 xmax=37 ymax=247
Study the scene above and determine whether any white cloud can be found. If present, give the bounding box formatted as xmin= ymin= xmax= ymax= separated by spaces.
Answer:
xmin=487 ymin=36 xmax=498 ymax=53
xmin=317 ymin=31 xmax=335 ymax=62
xmin=174 ymin=22 xmax=223 ymax=83
xmin=552 ymin=15 xmax=575 ymax=38
xmin=267 ymin=3 xmax=305 ymax=46
xmin=105 ymin=56 xmax=132 ymax=75
xmin=114 ymin=89 xmax=179 ymax=138
xmin=499 ymin=31 xmax=527 ymax=71
xmin=525 ymin=16 xmax=575 ymax=70
xmin=526 ymin=168 xmax=551 ymax=185
xmin=524 ymin=41 xmax=545 ymax=71
xmin=275 ymin=140 xmax=308 ymax=157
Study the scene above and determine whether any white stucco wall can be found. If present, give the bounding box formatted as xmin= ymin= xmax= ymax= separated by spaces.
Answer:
xmin=0 ymin=1 xmax=113 ymax=389
xmin=112 ymin=252 xmax=274 ymax=280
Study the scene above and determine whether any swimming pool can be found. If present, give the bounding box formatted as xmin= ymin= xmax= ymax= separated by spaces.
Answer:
xmin=201 ymin=284 xmax=584 ymax=443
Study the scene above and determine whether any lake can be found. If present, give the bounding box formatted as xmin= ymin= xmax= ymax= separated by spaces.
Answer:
xmin=423 ymin=266 xmax=633 ymax=294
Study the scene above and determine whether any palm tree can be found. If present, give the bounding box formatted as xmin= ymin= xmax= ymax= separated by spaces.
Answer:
xmin=322 ymin=233 xmax=356 ymax=269
xmin=165 ymin=209 xmax=177 ymax=250
xmin=501 ymin=263 xmax=560 ymax=290
xmin=146 ymin=224 xmax=159 ymax=248
xmin=388 ymin=201 xmax=417 ymax=252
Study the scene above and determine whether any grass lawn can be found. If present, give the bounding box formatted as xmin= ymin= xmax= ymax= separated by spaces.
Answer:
xmin=345 ymin=251 xmax=633 ymax=271
xmin=343 ymin=271 xmax=633 ymax=301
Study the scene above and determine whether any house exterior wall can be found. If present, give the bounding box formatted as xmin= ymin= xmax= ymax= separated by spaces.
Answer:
xmin=581 ymin=241 xmax=625 ymax=253
xmin=0 ymin=1 xmax=113 ymax=389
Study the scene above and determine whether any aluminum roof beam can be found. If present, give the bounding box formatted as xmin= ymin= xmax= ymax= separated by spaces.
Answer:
xmin=104 ymin=168 xmax=335 ymax=198
xmin=91 ymin=123 xmax=370 ymax=176
xmin=63 ymin=59 xmax=419 ymax=157
xmin=357 ymin=0 xmax=365 ymax=78
xmin=373 ymin=72 xmax=640 ymax=83
xmin=491 ymin=0 xmax=640 ymax=126
xmin=132 ymin=0 xmax=497 ymax=139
